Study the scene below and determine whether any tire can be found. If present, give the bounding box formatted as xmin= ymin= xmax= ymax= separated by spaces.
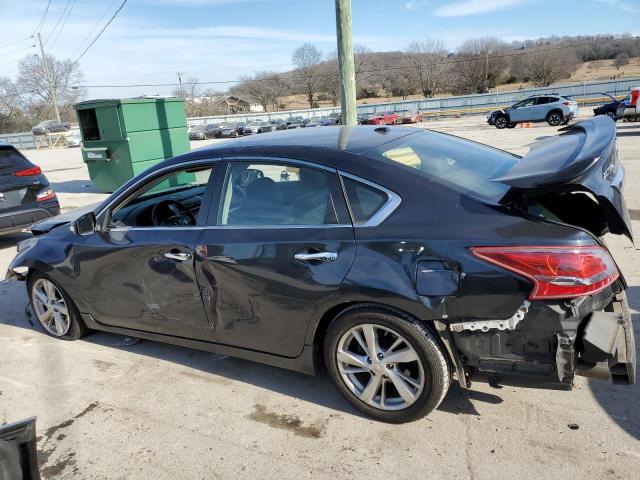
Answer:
xmin=28 ymin=272 xmax=88 ymax=341
xmin=606 ymin=111 xmax=616 ymax=120
xmin=506 ymin=122 xmax=517 ymax=128
xmin=546 ymin=111 xmax=564 ymax=126
xmin=324 ymin=305 xmax=450 ymax=423
xmin=494 ymin=115 xmax=508 ymax=129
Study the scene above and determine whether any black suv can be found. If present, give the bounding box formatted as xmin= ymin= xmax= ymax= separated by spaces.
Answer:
xmin=0 ymin=143 xmax=60 ymax=235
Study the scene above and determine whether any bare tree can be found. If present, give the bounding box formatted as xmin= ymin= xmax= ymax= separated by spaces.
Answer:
xmin=292 ymin=44 xmax=322 ymax=108
xmin=320 ymin=51 xmax=341 ymax=106
xmin=452 ymin=37 xmax=509 ymax=94
xmin=614 ymin=52 xmax=630 ymax=69
xmin=172 ymin=76 xmax=202 ymax=116
xmin=514 ymin=48 xmax=575 ymax=87
xmin=235 ymin=71 xmax=291 ymax=112
xmin=405 ymin=39 xmax=449 ymax=98
xmin=17 ymin=54 xmax=85 ymax=120
xmin=0 ymin=78 xmax=31 ymax=133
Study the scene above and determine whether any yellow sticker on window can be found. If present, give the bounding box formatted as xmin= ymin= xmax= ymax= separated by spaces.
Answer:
xmin=382 ymin=146 xmax=421 ymax=168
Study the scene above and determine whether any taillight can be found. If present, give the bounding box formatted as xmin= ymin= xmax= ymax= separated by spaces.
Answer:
xmin=36 ymin=188 xmax=56 ymax=202
xmin=14 ymin=166 xmax=42 ymax=176
xmin=563 ymin=102 xmax=574 ymax=106
xmin=471 ymin=246 xmax=619 ymax=299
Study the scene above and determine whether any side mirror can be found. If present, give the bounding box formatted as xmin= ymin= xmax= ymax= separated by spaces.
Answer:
xmin=73 ymin=212 xmax=96 ymax=236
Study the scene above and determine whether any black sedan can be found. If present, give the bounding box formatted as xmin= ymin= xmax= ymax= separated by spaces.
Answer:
xmin=6 ymin=117 xmax=635 ymax=423
xmin=32 ymin=120 xmax=71 ymax=135
xmin=593 ymin=92 xmax=625 ymax=120
xmin=189 ymin=124 xmax=221 ymax=140
xmin=1 ymin=144 xmax=60 ymax=235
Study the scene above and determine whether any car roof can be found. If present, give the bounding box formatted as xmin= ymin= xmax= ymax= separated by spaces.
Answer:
xmin=185 ymin=125 xmax=417 ymax=157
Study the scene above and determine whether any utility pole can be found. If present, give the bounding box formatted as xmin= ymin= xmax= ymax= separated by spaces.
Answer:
xmin=37 ymin=33 xmax=61 ymax=122
xmin=177 ymin=72 xmax=184 ymax=97
xmin=335 ymin=0 xmax=356 ymax=125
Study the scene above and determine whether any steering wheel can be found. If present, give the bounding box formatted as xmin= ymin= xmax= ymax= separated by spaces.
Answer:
xmin=151 ymin=199 xmax=196 ymax=226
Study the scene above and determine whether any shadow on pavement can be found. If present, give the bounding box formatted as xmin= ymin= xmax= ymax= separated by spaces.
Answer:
xmin=49 ymin=180 xmax=99 ymax=194
xmin=0 ymin=279 xmax=503 ymax=420
xmin=587 ymin=285 xmax=640 ymax=440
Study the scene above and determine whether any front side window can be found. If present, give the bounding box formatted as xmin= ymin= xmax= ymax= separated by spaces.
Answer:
xmin=514 ymin=98 xmax=536 ymax=108
xmin=109 ymin=166 xmax=212 ymax=228
xmin=218 ymin=161 xmax=347 ymax=226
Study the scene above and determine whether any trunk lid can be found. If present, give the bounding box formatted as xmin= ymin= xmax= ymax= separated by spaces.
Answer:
xmin=494 ymin=116 xmax=632 ymax=241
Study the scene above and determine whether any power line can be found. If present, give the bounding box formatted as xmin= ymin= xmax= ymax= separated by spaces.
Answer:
xmin=44 ymin=0 xmax=73 ymax=46
xmin=0 ymin=36 xmax=34 ymax=51
xmin=49 ymin=0 xmax=77 ymax=50
xmin=0 ymin=44 xmax=36 ymax=59
xmin=71 ymin=39 xmax=606 ymax=90
xmin=72 ymin=0 xmax=128 ymax=65
xmin=32 ymin=0 xmax=53 ymax=36
xmin=70 ymin=0 xmax=118 ymax=60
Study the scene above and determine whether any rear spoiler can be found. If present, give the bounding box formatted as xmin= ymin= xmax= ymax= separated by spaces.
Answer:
xmin=495 ymin=116 xmax=616 ymax=188
xmin=494 ymin=116 xmax=632 ymax=241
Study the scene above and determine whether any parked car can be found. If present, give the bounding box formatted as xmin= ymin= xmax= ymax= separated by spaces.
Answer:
xmin=366 ymin=111 xmax=399 ymax=125
xmin=303 ymin=117 xmax=322 ymax=128
xmin=234 ymin=122 xmax=247 ymax=135
xmin=593 ymin=93 xmax=625 ymax=121
xmin=32 ymin=120 xmax=71 ymax=135
xmin=7 ymin=117 xmax=635 ymax=423
xmin=66 ymin=131 xmax=82 ymax=148
xmin=189 ymin=124 xmax=221 ymax=140
xmin=286 ymin=116 xmax=304 ymax=129
xmin=243 ymin=121 xmax=272 ymax=135
xmin=357 ymin=113 xmax=370 ymax=124
xmin=218 ymin=124 xmax=239 ymax=138
xmin=397 ymin=111 xmax=424 ymax=124
xmin=269 ymin=119 xmax=288 ymax=130
xmin=488 ymin=95 xmax=579 ymax=129
xmin=319 ymin=116 xmax=338 ymax=126
xmin=0 ymin=143 xmax=60 ymax=235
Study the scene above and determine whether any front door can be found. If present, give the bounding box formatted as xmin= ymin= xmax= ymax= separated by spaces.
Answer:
xmin=196 ymin=159 xmax=356 ymax=358
xmin=74 ymin=163 xmax=217 ymax=340
xmin=509 ymin=98 xmax=536 ymax=122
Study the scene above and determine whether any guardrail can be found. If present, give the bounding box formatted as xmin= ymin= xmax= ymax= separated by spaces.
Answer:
xmin=187 ymin=77 xmax=639 ymax=125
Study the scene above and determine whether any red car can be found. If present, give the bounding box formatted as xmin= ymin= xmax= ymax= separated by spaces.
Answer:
xmin=365 ymin=111 xmax=398 ymax=125
xmin=398 ymin=110 xmax=424 ymax=124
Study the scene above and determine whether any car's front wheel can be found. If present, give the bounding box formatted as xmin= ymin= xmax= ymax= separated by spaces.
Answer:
xmin=546 ymin=111 xmax=564 ymax=126
xmin=324 ymin=306 xmax=450 ymax=423
xmin=494 ymin=115 xmax=508 ymax=129
xmin=28 ymin=273 xmax=88 ymax=340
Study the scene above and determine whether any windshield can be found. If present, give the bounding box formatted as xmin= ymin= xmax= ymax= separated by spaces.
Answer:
xmin=367 ymin=130 xmax=519 ymax=201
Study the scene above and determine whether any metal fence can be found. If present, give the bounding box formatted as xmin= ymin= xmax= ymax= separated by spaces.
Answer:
xmin=0 ymin=132 xmax=36 ymax=149
xmin=2 ymin=77 xmax=638 ymax=149
xmin=187 ymin=77 xmax=640 ymax=125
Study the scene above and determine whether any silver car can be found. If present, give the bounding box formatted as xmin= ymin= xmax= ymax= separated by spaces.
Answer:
xmin=488 ymin=95 xmax=579 ymax=129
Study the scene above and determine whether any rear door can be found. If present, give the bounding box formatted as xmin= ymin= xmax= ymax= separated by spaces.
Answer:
xmin=533 ymin=96 xmax=552 ymax=120
xmin=196 ymin=158 xmax=356 ymax=357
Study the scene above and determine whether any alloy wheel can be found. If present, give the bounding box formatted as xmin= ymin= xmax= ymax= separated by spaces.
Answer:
xmin=31 ymin=278 xmax=71 ymax=336
xmin=336 ymin=324 xmax=425 ymax=411
xmin=548 ymin=113 xmax=562 ymax=126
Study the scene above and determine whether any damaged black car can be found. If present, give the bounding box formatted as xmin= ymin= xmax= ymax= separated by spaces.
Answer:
xmin=6 ymin=117 xmax=636 ymax=423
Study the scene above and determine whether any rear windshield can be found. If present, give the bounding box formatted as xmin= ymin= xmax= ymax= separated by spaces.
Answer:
xmin=367 ymin=130 xmax=519 ymax=201
xmin=0 ymin=147 xmax=31 ymax=170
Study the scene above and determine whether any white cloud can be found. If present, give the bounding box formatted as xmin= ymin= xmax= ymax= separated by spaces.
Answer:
xmin=405 ymin=0 xmax=430 ymax=10
xmin=593 ymin=0 xmax=639 ymax=13
xmin=434 ymin=0 xmax=529 ymax=17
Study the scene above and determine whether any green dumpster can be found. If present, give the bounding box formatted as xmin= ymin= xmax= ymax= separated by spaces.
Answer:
xmin=73 ymin=97 xmax=190 ymax=193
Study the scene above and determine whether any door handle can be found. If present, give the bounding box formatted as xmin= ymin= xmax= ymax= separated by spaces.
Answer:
xmin=294 ymin=251 xmax=338 ymax=262
xmin=164 ymin=252 xmax=192 ymax=262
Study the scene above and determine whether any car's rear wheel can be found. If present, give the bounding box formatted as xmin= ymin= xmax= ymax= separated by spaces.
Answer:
xmin=28 ymin=273 xmax=88 ymax=340
xmin=324 ymin=306 xmax=450 ymax=423
xmin=546 ymin=111 xmax=564 ymax=126
xmin=494 ymin=115 xmax=508 ymax=129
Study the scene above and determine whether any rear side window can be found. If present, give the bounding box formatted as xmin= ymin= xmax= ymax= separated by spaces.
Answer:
xmin=535 ymin=97 xmax=551 ymax=105
xmin=342 ymin=177 xmax=388 ymax=224
xmin=368 ymin=130 xmax=519 ymax=202
xmin=0 ymin=147 xmax=32 ymax=172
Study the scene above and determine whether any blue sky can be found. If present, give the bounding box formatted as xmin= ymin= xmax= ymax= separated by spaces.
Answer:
xmin=1 ymin=0 xmax=638 ymax=97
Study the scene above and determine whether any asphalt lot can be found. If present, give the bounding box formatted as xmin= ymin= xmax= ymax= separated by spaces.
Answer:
xmin=1 ymin=114 xmax=639 ymax=479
